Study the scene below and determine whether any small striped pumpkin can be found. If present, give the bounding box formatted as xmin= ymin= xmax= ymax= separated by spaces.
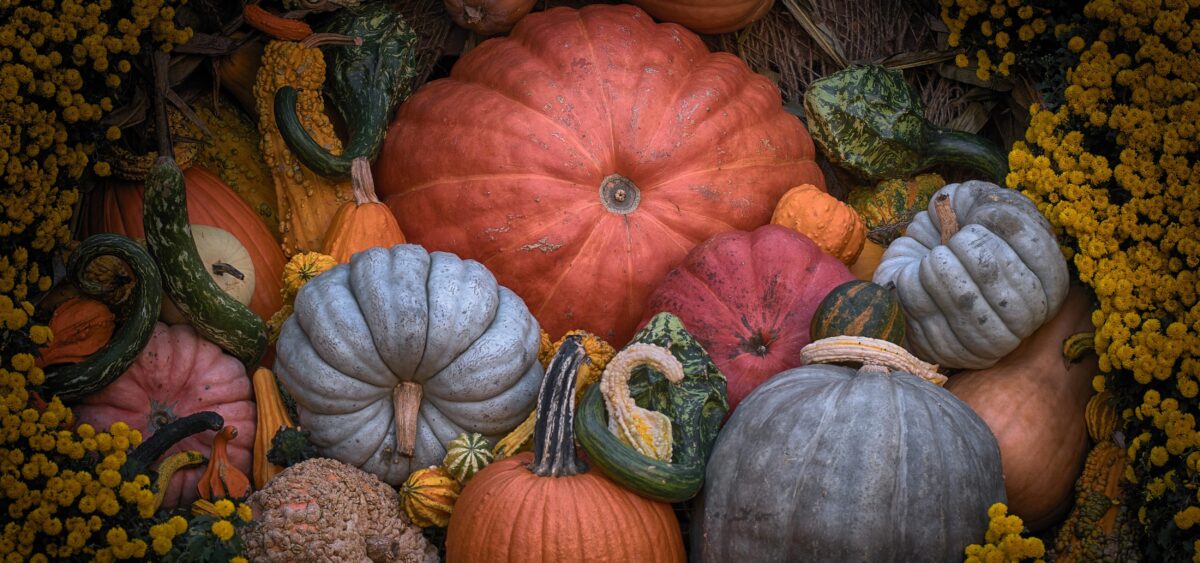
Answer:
xmin=1085 ymin=391 xmax=1120 ymax=442
xmin=443 ymin=432 xmax=494 ymax=483
xmin=400 ymin=465 xmax=460 ymax=528
xmin=810 ymin=280 xmax=905 ymax=344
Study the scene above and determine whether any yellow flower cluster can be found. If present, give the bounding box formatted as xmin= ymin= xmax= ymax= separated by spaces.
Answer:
xmin=941 ymin=0 xmax=1048 ymax=79
xmin=964 ymin=503 xmax=1045 ymax=562
xmin=1007 ymin=0 xmax=1200 ymax=558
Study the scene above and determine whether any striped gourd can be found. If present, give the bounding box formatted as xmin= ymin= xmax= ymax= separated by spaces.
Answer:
xmin=443 ymin=432 xmax=494 ymax=484
xmin=143 ymin=157 xmax=269 ymax=367
xmin=1085 ymin=391 xmax=1120 ymax=443
xmin=41 ymin=234 xmax=163 ymax=401
xmin=810 ymin=280 xmax=905 ymax=345
xmin=400 ymin=465 xmax=460 ymax=528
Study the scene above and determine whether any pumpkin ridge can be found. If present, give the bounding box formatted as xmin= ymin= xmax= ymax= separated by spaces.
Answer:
xmin=945 ymin=228 xmax=1046 ymax=336
xmin=634 ymin=210 xmax=700 ymax=254
xmin=919 ymin=248 xmax=1021 ymax=358
xmin=520 ymin=212 xmax=614 ymax=322
xmin=646 ymin=158 xmax=821 ymax=193
xmin=572 ymin=12 xmax=620 ymax=170
xmin=476 ymin=201 xmax=604 ymax=267
xmin=641 ymin=198 xmax=738 ymax=232
xmin=397 ymin=172 xmax=596 ymax=199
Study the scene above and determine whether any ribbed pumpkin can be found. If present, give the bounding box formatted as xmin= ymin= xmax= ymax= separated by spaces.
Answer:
xmin=771 ymin=183 xmax=867 ymax=264
xmin=322 ymin=159 xmax=407 ymax=263
xmin=400 ymin=465 xmax=460 ymax=528
xmin=642 ymin=225 xmax=854 ymax=410
xmin=693 ymin=336 xmax=1004 ymax=561
xmin=809 ymin=280 xmax=904 ymax=344
xmin=945 ymin=284 xmax=1097 ymax=531
xmin=73 ymin=322 xmax=255 ymax=507
xmin=629 ymin=0 xmax=773 ymax=34
xmin=445 ymin=338 xmax=685 ymax=562
xmin=83 ymin=166 xmax=285 ymax=324
xmin=375 ymin=5 xmax=824 ymax=345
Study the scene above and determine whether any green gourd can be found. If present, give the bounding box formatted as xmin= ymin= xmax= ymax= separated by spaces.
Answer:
xmin=40 ymin=234 xmax=162 ymax=402
xmin=575 ymin=312 xmax=727 ymax=503
xmin=275 ymin=3 xmax=419 ymax=177
xmin=804 ymin=65 xmax=1007 ymax=183
xmin=810 ymin=280 xmax=905 ymax=344
xmin=443 ymin=432 xmax=494 ymax=483
xmin=143 ymin=157 xmax=268 ymax=367
xmin=846 ymin=173 xmax=945 ymax=245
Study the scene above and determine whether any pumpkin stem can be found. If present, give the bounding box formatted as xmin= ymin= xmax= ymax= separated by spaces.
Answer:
xmin=800 ymin=335 xmax=947 ymax=386
xmin=600 ymin=343 xmax=684 ymax=462
xmin=349 ymin=157 xmax=382 ymax=205
xmin=392 ymin=381 xmax=423 ymax=461
xmin=211 ymin=261 xmax=246 ymax=281
xmin=300 ymin=32 xmax=363 ymax=48
xmin=599 ymin=174 xmax=640 ymax=215
xmin=935 ymin=193 xmax=959 ymax=245
xmin=530 ymin=335 xmax=587 ymax=477
xmin=463 ymin=4 xmax=483 ymax=24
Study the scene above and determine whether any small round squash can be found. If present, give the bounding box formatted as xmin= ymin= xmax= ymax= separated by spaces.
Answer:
xmin=810 ymin=280 xmax=905 ymax=344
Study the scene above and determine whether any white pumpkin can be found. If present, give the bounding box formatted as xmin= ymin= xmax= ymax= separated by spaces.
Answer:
xmin=274 ymin=245 xmax=543 ymax=485
xmin=873 ymin=181 xmax=1069 ymax=369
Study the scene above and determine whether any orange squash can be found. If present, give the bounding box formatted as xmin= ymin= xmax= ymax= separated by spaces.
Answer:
xmin=443 ymin=0 xmax=535 ymax=35
xmin=217 ymin=35 xmax=266 ymax=119
xmin=771 ymin=184 xmax=867 ymax=264
xmin=322 ymin=158 xmax=407 ymax=263
xmin=945 ymin=284 xmax=1097 ymax=532
xmin=849 ymin=240 xmax=885 ymax=281
xmin=1053 ymin=441 xmax=1139 ymax=561
xmin=36 ymin=297 xmax=115 ymax=368
xmin=198 ymin=425 xmax=252 ymax=500
xmin=251 ymin=367 xmax=295 ymax=489
xmin=630 ymin=0 xmax=773 ymax=34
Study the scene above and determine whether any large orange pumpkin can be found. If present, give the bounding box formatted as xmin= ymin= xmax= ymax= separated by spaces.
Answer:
xmin=375 ymin=5 xmax=823 ymax=344
xmin=84 ymin=166 xmax=285 ymax=324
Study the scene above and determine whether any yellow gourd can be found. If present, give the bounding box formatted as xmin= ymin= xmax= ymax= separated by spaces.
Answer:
xmin=399 ymin=465 xmax=460 ymax=528
xmin=252 ymin=367 xmax=296 ymax=489
xmin=254 ymin=36 xmax=353 ymax=256
xmin=193 ymin=98 xmax=281 ymax=238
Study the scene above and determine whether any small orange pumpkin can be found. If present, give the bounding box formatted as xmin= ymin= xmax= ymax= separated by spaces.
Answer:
xmin=322 ymin=158 xmax=407 ymax=263
xmin=771 ymin=184 xmax=867 ymax=264
xmin=36 ymin=297 xmax=115 ymax=368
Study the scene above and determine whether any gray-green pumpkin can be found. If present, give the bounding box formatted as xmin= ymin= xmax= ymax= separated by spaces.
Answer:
xmin=276 ymin=2 xmax=419 ymax=176
xmin=693 ymin=338 xmax=1006 ymax=562
xmin=872 ymin=180 xmax=1069 ymax=369
xmin=803 ymin=65 xmax=1007 ymax=183
xmin=274 ymin=245 xmax=543 ymax=485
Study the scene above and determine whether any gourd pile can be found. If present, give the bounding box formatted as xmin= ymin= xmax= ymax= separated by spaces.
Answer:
xmin=1 ymin=0 xmax=1194 ymax=561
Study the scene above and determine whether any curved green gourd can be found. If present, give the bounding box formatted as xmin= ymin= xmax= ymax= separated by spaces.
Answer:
xmin=121 ymin=411 xmax=224 ymax=481
xmin=275 ymin=3 xmax=419 ymax=177
xmin=575 ymin=312 xmax=728 ymax=503
xmin=40 ymin=234 xmax=163 ymax=402
xmin=143 ymin=157 xmax=267 ymax=367
xmin=803 ymin=65 xmax=1008 ymax=183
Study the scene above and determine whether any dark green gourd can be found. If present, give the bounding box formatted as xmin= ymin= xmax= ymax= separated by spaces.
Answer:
xmin=40 ymin=234 xmax=163 ymax=402
xmin=276 ymin=3 xmax=419 ymax=176
xmin=803 ymin=65 xmax=1008 ymax=183
xmin=575 ymin=312 xmax=728 ymax=503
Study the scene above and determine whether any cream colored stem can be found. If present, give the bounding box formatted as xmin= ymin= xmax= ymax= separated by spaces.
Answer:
xmin=392 ymin=382 xmax=423 ymax=460
xmin=349 ymin=157 xmax=381 ymax=205
xmin=800 ymin=335 xmax=946 ymax=386
xmin=600 ymin=343 xmax=684 ymax=462
xmin=935 ymin=193 xmax=959 ymax=245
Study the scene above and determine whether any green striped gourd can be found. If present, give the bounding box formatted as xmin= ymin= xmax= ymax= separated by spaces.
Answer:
xmin=443 ymin=432 xmax=494 ymax=483
xmin=810 ymin=280 xmax=905 ymax=345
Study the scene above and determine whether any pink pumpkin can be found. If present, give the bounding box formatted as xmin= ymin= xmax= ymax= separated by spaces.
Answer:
xmin=74 ymin=323 xmax=255 ymax=507
xmin=641 ymin=224 xmax=855 ymax=410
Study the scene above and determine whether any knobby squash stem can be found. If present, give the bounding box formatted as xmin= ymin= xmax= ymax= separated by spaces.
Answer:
xmin=531 ymin=335 xmax=587 ymax=477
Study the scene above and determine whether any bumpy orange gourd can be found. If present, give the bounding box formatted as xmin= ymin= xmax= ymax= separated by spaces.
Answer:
xmin=322 ymin=159 xmax=406 ymax=263
xmin=255 ymin=36 xmax=353 ymax=256
xmin=771 ymin=184 xmax=867 ymax=264
xmin=36 ymin=297 xmax=115 ymax=368
xmin=193 ymin=98 xmax=281 ymax=237
xmin=946 ymin=284 xmax=1097 ymax=532
xmin=198 ymin=425 xmax=252 ymax=500
xmin=1053 ymin=441 xmax=1139 ymax=561
xmin=252 ymin=367 xmax=295 ymax=489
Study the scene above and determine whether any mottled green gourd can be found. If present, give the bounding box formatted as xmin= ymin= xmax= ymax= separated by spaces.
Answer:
xmin=803 ymin=65 xmax=1007 ymax=183
xmin=443 ymin=433 xmax=494 ymax=483
xmin=847 ymin=173 xmax=945 ymax=245
xmin=40 ymin=234 xmax=163 ymax=402
xmin=575 ymin=312 xmax=728 ymax=503
xmin=276 ymin=3 xmax=419 ymax=177
xmin=143 ymin=157 xmax=268 ymax=367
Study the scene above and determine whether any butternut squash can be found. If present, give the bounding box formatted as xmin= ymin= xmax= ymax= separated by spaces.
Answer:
xmin=946 ymin=284 xmax=1098 ymax=532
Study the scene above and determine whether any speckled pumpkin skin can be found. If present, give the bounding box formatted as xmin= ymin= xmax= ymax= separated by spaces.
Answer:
xmin=694 ymin=362 xmax=1006 ymax=561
